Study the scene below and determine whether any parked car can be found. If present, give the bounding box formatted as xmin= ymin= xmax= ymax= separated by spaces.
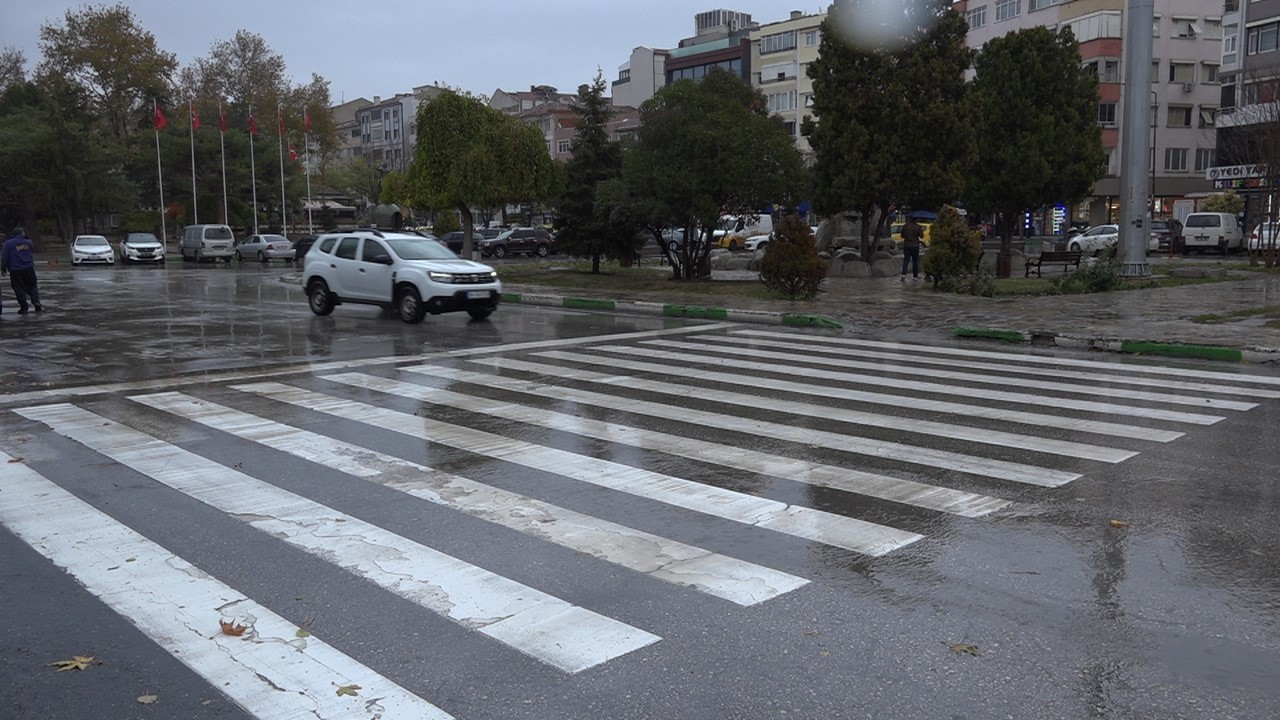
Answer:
xmin=1180 ymin=212 xmax=1245 ymax=254
xmin=303 ymin=229 xmax=501 ymax=323
xmin=1249 ymin=222 xmax=1280 ymax=252
xmin=890 ymin=221 xmax=934 ymax=247
xmin=120 ymin=232 xmax=165 ymax=264
xmin=292 ymin=235 xmax=318 ymax=261
xmin=70 ymin=235 xmax=116 ymax=265
xmin=438 ymin=231 xmax=467 ymax=254
xmin=743 ymin=234 xmax=772 ymax=252
xmin=713 ymin=214 xmax=773 ymax=251
xmin=479 ymin=227 xmax=554 ymax=258
xmin=234 ymin=234 xmax=295 ymax=263
xmin=1148 ymin=219 xmax=1181 ymax=253
xmin=1066 ymin=224 xmax=1119 ymax=255
xmin=180 ymin=224 xmax=235 ymax=262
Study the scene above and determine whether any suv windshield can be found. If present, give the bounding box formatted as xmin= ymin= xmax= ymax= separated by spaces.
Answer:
xmin=385 ymin=237 xmax=461 ymax=260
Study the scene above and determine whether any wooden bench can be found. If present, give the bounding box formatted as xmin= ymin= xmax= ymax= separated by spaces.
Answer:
xmin=1025 ymin=250 xmax=1082 ymax=277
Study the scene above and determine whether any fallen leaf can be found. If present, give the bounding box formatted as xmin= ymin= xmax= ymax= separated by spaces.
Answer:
xmin=947 ymin=643 xmax=980 ymax=657
xmin=1108 ymin=519 xmax=1130 ymax=529
xmin=7 ymin=457 xmax=23 ymax=463
xmin=220 ymin=620 xmax=248 ymax=636
xmin=137 ymin=694 xmax=158 ymax=705
xmin=295 ymin=629 xmax=311 ymax=638
xmin=335 ymin=684 xmax=361 ymax=697
xmin=49 ymin=655 xmax=95 ymax=671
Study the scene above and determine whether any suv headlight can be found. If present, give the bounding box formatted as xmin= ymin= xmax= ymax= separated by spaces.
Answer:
xmin=428 ymin=271 xmax=454 ymax=283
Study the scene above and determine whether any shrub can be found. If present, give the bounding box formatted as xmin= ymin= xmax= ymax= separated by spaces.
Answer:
xmin=759 ymin=214 xmax=827 ymax=300
xmin=922 ymin=205 xmax=983 ymax=289
xmin=1050 ymin=258 xmax=1121 ymax=294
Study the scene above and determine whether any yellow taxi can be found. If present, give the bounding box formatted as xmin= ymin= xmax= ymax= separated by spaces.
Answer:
xmin=890 ymin=221 xmax=933 ymax=246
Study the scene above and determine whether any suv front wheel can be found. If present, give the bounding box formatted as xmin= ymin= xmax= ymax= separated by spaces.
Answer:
xmin=308 ymin=280 xmax=335 ymax=316
xmin=397 ymin=285 xmax=427 ymax=324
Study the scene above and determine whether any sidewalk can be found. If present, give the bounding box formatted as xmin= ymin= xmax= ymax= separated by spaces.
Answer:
xmin=503 ymin=268 xmax=1280 ymax=364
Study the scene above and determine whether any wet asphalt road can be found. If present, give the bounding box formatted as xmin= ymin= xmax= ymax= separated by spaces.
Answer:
xmin=1 ymin=263 xmax=1279 ymax=720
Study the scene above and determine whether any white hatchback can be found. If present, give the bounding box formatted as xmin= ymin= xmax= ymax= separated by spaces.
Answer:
xmin=1066 ymin=224 xmax=1119 ymax=256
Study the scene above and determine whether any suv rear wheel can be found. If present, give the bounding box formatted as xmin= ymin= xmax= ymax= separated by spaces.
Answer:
xmin=307 ymin=280 xmax=335 ymax=316
xmin=397 ymin=286 xmax=427 ymax=324
xmin=468 ymin=309 xmax=493 ymax=321
xmin=492 ymin=245 xmax=507 ymax=259
xmin=535 ymin=244 xmax=550 ymax=258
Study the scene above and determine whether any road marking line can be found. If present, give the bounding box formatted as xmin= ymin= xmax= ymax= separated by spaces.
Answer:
xmin=129 ymin=391 xmax=808 ymax=606
xmin=0 ymin=451 xmax=456 ymax=720
xmin=579 ymin=344 xmax=1182 ymax=442
xmin=13 ymin=403 xmax=658 ymax=673
xmin=732 ymin=329 xmax=1280 ymax=388
xmin=655 ymin=338 xmax=1255 ymax=411
xmin=456 ymin=357 xmax=1080 ymax=488
xmin=350 ymin=368 xmax=1010 ymax=518
xmin=233 ymin=382 xmax=923 ymax=557
xmin=620 ymin=341 xmax=1224 ymax=425
xmin=700 ymin=333 xmax=1280 ymax=399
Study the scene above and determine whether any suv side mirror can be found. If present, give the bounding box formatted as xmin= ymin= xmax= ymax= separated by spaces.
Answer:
xmin=367 ymin=252 xmax=393 ymax=265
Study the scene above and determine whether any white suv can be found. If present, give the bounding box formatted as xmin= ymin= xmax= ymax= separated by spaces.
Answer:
xmin=303 ymin=229 xmax=501 ymax=323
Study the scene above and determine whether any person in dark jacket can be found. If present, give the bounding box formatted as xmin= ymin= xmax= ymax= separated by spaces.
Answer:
xmin=900 ymin=217 xmax=924 ymax=282
xmin=1 ymin=227 xmax=43 ymax=314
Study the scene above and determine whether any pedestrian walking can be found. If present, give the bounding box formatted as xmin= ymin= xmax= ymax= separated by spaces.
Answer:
xmin=1 ymin=227 xmax=44 ymax=315
xmin=900 ymin=216 xmax=924 ymax=282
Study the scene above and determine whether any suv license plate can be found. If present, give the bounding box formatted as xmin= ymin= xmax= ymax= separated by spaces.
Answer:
xmin=466 ymin=290 xmax=489 ymax=299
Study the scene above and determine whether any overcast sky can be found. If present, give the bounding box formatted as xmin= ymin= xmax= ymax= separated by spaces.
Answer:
xmin=2 ymin=2 xmax=828 ymax=103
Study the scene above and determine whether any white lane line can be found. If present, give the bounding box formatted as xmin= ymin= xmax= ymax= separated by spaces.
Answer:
xmin=129 ymin=391 xmax=807 ymax=607
xmin=732 ymin=329 xmax=1280 ymax=388
xmin=699 ymin=333 xmax=1280 ymax=400
xmin=457 ymin=357 xmax=1081 ymax=488
xmin=577 ymin=344 xmax=1183 ymax=443
xmin=233 ymin=382 xmax=923 ymax=557
xmin=649 ymin=339 xmax=1256 ymax=412
xmin=13 ymin=403 xmax=657 ymax=674
xmin=620 ymin=341 xmax=1225 ymax=426
xmin=0 ymin=322 xmax=735 ymax=409
xmin=353 ymin=368 xmax=1010 ymax=518
xmin=0 ymin=452 xmax=455 ymax=720
xmin=513 ymin=353 xmax=1134 ymax=463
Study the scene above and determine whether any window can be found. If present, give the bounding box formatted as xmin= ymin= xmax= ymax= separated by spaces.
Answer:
xmin=1199 ymin=63 xmax=1218 ymax=85
xmin=1166 ymin=106 xmax=1193 ymax=127
xmin=967 ymin=5 xmax=987 ymax=29
xmin=1152 ymin=15 xmax=1161 ymax=37
xmin=761 ymin=31 xmax=797 ymax=54
xmin=617 ymin=69 xmax=630 ymax=83
xmin=1152 ymin=61 xmax=1160 ymax=83
xmin=1097 ymin=102 xmax=1117 ymax=125
xmin=1169 ymin=62 xmax=1195 ymax=84
xmin=556 ymin=139 xmax=571 ymax=154
xmin=1068 ymin=12 xmax=1122 ymax=42
xmin=784 ymin=120 xmax=797 ymax=136
xmin=804 ymin=30 xmax=820 ymax=47
xmin=1195 ymin=148 xmax=1215 ymax=172
xmin=1164 ymin=147 xmax=1188 ymax=172
xmin=1204 ymin=18 xmax=1222 ymax=40
xmin=1248 ymin=21 xmax=1280 ymax=55
xmin=1199 ymin=107 xmax=1216 ymax=127
xmin=767 ymin=90 xmax=798 ymax=113
xmin=761 ymin=61 xmax=797 ymax=82
xmin=1173 ymin=17 xmax=1201 ymax=38
xmin=1102 ymin=60 xmax=1120 ymax=83
xmin=995 ymin=0 xmax=1021 ymax=22
xmin=1030 ymin=0 xmax=1056 ymax=10
xmin=359 ymin=240 xmax=388 ymax=263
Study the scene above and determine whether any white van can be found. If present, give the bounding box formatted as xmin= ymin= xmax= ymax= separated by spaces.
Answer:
xmin=1180 ymin=212 xmax=1244 ymax=254
xmin=180 ymin=224 xmax=235 ymax=262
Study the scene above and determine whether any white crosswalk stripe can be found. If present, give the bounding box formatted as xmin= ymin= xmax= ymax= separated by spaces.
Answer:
xmin=2 ymin=326 xmax=1274 ymax=720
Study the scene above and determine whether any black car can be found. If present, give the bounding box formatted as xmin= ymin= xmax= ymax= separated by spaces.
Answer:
xmin=291 ymin=235 xmax=318 ymax=262
xmin=438 ymin=231 xmax=501 ymax=255
xmin=478 ymin=227 xmax=555 ymax=258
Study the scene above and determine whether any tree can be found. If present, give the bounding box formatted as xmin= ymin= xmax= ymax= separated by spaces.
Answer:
xmin=759 ymin=214 xmax=827 ymax=299
xmin=625 ymin=69 xmax=804 ymax=279
xmin=554 ymin=72 xmax=642 ymax=272
xmin=804 ymin=0 xmax=971 ymax=262
xmin=36 ymin=3 xmax=176 ymax=143
xmin=965 ymin=26 xmax=1105 ymax=276
xmin=1201 ymin=191 xmax=1244 ymax=215
xmin=405 ymin=90 xmax=560 ymax=257
xmin=921 ymin=204 xmax=983 ymax=290
xmin=0 ymin=47 xmax=25 ymax=95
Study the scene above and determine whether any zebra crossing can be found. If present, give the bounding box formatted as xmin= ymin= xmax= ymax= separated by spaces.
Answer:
xmin=2 ymin=324 xmax=1276 ymax=719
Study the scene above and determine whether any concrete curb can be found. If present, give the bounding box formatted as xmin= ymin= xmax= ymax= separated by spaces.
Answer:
xmin=502 ymin=292 xmax=843 ymax=328
xmin=951 ymin=326 xmax=1280 ymax=364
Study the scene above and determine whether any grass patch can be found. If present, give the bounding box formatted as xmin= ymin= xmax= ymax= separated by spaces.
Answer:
xmin=1119 ymin=341 xmax=1242 ymax=362
xmin=497 ymin=260 xmax=786 ymax=301
xmin=952 ymin=327 xmax=1026 ymax=342
xmin=992 ymin=273 xmax=1228 ymax=297
xmin=1191 ymin=306 xmax=1280 ymax=324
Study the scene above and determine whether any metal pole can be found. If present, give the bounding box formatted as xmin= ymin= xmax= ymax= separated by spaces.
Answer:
xmin=1118 ymin=0 xmax=1154 ymax=278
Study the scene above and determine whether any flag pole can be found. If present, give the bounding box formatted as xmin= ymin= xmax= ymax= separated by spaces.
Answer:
xmin=304 ymin=107 xmax=314 ymax=235
xmin=249 ymin=105 xmax=260 ymax=235
xmin=277 ymin=104 xmax=287 ymax=236
xmin=219 ymin=101 xmax=228 ymax=224
xmin=189 ymin=99 xmax=199 ymax=225
xmin=154 ymin=99 xmax=166 ymax=246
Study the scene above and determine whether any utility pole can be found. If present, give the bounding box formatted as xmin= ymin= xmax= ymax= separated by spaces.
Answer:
xmin=1119 ymin=0 xmax=1154 ymax=278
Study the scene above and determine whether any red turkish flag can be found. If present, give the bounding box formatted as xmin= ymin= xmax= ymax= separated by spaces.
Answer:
xmin=190 ymin=101 xmax=200 ymax=130
xmin=219 ymin=104 xmax=227 ymax=132
xmin=154 ymin=100 xmax=167 ymax=130
xmin=277 ymin=106 xmax=285 ymax=136
xmin=248 ymin=112 xmax=258 ymax=136
xmin=289 ymin=144 xmax=298 ymax=161
xmin=303 ymin=108 xmax=311 ymax=133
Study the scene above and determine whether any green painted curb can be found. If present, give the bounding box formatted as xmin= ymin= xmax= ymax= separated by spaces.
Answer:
xmin=952 ymin=327 xmax=1027 ymax=342
xmin=662 ymin=304 xmax=730 ymax=320
xmin=563 ymin=297 xmax=617 ymax=310
xmin=782 ymin=314 xmax=843 ymax=329
xmin=1119 ymin=340 xmax=1242 ymax=362
xmin=501 ymin=292 xmax=522 ymax=303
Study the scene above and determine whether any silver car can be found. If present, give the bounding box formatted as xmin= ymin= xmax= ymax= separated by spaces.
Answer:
xmin=234 ymin=234 xmax=295 ymax=263
xmin=70 ymin=235 xmax=116 ymax=265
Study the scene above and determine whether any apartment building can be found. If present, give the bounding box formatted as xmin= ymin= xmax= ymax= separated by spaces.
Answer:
xmin=612 ymin=46 xmax=669 ymax=109
xmin=960 ymin=0 xmax=1220 ymax=225
xmin=1214 ymin=0 xmax=1280 ymax=221
xmin=663 ymin=9 xmax=758 ymax=86
xmin=749 ymin=10 xmax=825 ymax=156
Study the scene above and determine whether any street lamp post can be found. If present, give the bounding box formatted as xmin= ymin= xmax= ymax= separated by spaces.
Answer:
xmin=1118 ymin=0 xmax=1155 ymax=278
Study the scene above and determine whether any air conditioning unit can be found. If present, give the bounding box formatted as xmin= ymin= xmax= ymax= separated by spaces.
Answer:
xmin=1182 ymin=82 xmax=1194 ymax=93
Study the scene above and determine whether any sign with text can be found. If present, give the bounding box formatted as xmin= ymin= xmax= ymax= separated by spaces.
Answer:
xmin=1206 ymin=164 xmax=1265 ymax=181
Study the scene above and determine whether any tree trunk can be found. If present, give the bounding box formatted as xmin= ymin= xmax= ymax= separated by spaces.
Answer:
xmin=997 ymin=210 xmax=1015 ymax=278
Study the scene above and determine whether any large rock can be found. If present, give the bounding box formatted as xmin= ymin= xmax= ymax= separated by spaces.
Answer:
xmin=870 ymin=256 xmax=900 ymax=277
xmin=827 ymin=251 xmax=870 ymax=277
xmin=815 ymin=215 xmax=859 ymax=252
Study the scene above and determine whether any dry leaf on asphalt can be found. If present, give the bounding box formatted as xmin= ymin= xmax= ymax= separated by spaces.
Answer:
xmin=49 ymin=655 xmax=95 ymax=671
xmin=947 ymin=643 xmax=981 ymax=657
xmin=219 ymin=620 xmax=249 ymax=636
xmin=295 ymin=628 xmax=311 ymax=638
xmin=137 ymin=694 xmax=158 ymax=704
xmin=335 ymin=684 xmax=361 ymax=697
xmin=7 ymin=457 xmax=23 ymax=463
xmin=1108 ymin=519 xmax=1130 ymax=529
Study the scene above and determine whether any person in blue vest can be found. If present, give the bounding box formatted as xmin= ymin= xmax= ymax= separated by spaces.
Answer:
xmin=1 ymin=227 xmax=44 ymax=315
